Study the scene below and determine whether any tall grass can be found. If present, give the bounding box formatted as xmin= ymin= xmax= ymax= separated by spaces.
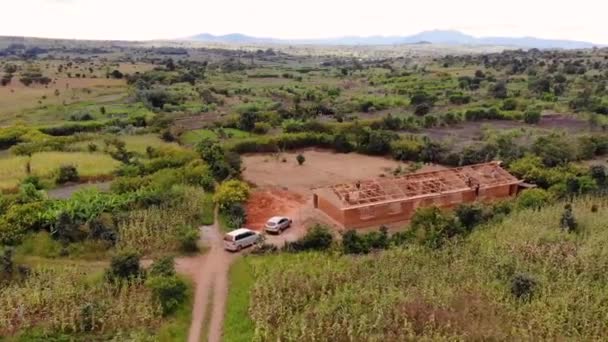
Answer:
xmin=233 ymin=197 xmax=608 ymax=340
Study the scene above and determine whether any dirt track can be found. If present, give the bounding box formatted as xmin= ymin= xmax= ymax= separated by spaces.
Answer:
xmin=171 ymin=218 xmax=237 ymax=342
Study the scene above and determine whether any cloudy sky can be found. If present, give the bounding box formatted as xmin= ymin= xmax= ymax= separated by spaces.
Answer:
xmin=2 ymin=0 xmax=607 ymax=44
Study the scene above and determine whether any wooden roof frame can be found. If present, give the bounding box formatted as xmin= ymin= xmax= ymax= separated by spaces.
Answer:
xmin=321 ymin=162 xmax=521 ymax=209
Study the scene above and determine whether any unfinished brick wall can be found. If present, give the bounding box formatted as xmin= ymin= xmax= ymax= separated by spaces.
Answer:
xmin=313 ymin=162 xmax=523 ymax=229
xmin=317 ymin=185 xmax=519 ymax=229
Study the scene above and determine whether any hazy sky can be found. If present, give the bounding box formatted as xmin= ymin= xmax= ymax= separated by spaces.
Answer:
xmin=3 ymin=0 xmax=607 ymax=44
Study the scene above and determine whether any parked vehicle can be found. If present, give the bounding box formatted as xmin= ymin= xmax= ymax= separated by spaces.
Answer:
xmin=224 ymin=228 xmax=261 ymax=252
xmin=265 ymin=216 xmax=292 ymax=234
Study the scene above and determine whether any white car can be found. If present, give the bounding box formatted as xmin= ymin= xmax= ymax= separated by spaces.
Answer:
xmin=264 ymin=216 xmax=292 ymax=234
xmin=223 ymin=228 xmax=261 ymax=252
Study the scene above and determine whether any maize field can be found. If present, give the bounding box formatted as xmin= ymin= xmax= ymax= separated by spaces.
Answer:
xmin=242 ymin=197 xmax=608 ymax=340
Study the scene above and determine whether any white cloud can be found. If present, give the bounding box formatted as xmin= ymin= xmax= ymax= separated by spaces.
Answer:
xmin=1 ymin=0 xmax=607 ymax=44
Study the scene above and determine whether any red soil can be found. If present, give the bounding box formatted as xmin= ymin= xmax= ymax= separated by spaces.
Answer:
xmin=245 ymin=188 xmax=306 ymax=230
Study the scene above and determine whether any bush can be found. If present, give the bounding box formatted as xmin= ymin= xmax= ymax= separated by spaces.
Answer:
xmin=252 ymin=122 xmax=271 ymax=134
xmin=146 ymin=275 xmax=187 ymax=316
xmin=223 ymin=203 xmax=247 ymax=229
xmin=510 ymin=273 xmax=537 ymax=300
xmin=517 ymin=188 xmax=552 ymax=210
xmin=106 ymin=250 xmax=142 ymax=281
xmin=213 ymin=180 xmax=250 ymax=210
xmin=342 ymin=227 xmax=389 ymax=254
xmin=56 ymin=165 xmax=79 ymax=184
xmin=454 ymin=204 xmax=484 ymax=230
xmin=178 ymin=225 xmax=199 ymax=253
xmin=285 ymin=224 xmax=333 ymax=252
xmin=523 ymin=109 xmax=541 ymax=124
xmin=501 ymin=98 xmax=518 ymax=111
xmin=391 ymin=138 xmax=423 ymax=161
xmin=410 ymin=207 xmax=461 ymax=249
xmin=296 ymin=153 xmax=306 ymax=165
xmin=149 ymin=256 xmax=176 ymax=277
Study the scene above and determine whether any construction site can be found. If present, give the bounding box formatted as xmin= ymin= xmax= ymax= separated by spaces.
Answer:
xmin=312 ymin=161 xmax=524 ymax=229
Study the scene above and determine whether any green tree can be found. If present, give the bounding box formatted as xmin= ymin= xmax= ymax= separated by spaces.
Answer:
xmin=213 ymin=180 xmax=250 ymax=210
xmin=149 ymin=256 xmax=176 ymax=277
xmin=106 ymin=250 xmax=142 ymax=281
xmin=146 ymin=275 xmax=187 ymax=316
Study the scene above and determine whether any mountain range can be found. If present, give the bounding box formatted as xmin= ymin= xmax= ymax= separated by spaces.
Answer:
xmin=188 ymin=30 xmax=599 ymax=49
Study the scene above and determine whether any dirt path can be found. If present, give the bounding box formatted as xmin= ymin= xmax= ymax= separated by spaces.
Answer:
xmin=180 ymin=218 xmax=237 ymax=342
xmin=47 ymin=181 xmax=113 ymax=199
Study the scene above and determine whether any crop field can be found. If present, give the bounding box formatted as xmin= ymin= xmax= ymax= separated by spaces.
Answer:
xmin=0 ymin=152 xmax=120 ymax=190
xmin=229 ymin=197 xmax=608 ymax=340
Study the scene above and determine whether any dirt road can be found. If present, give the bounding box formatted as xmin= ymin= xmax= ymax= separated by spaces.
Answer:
xmin=181 ymin=221 xmax=237 ymax=342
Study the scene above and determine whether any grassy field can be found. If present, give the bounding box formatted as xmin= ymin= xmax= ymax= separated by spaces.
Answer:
xmin=227 ymin=197 xmax=608 ymax=340
xmin=180 ymin=128 xmax=252 ymax=145
xmin=0 ymin=78 xmax=127 ymax=122
xmin=71 ymin=133 xmax=183 ymax=155
xmin=0 ymin=151 xmax=120 ymax=190
xmin=224 ymin=258 xmax=256 ymax=342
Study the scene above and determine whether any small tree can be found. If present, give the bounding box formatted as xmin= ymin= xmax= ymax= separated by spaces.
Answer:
xmin=213 ymin=180 xmax=250 ymax=210
xmin=178 ymin=225 xmax=199 ymax=253
xmin=106 ymin=250 xmax=142 ymax=281
xmin=146 ymin=275 xmax=187 ymax=316
xmin=296 ymin=153 xmax=306 ymax=165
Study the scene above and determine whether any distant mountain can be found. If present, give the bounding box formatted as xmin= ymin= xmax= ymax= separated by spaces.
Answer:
xmin=188 ymin=30 xmax=599 ymax=49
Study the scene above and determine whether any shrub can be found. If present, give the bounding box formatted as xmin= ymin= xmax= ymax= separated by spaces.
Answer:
xmin=523 ymin=109 xmax=541 ymax=124
xmin=517 ymin=188 xmax=552 ymax=210
xmin=285 ymin=224 xmax=333 ymax=252
xmin=178 ymin=225 xmax=199 ymax=253
xmin=149 ymin=256 xmax=176 ymax=277
xmin=106 ymin=250 xmax=142 ymax=281
xmin=454 ymin=203 xmax=484 ymax=230
xmin=56 ymin=165 xmax=79 ymax=184
xmin=332 ymin=132 xmax=354 ymax=153
xmin=501 ymin=98 xmax=518 ymax=111
xmin=296 ymin=153 xmax=306 ymax=165
xmin=342 ymin=227 xmax=390 ymax=254
xmin=510 ymin=273 xmax=537 ymax=300
xmin=410 ymin=206 xmax=461 ymax=249
xmin=213 ymin=180 xmax=250 ymax=210
xmin=252 ymin=122 xmax=271 ymax=134
xmin=223 ymin=203 xmax=247 ymax=229
xmin=391 ymin=138 xmax=423 ymax=161
xmin=146 ymin=275 xmax=187 ymax=316
xmin=341 ymin=230 xmax=370 ymax=254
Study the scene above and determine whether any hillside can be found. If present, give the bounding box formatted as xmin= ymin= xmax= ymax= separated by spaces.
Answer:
xmin=189 ymin=30 xmax=599 ymax=49
xmin=228 ymin=197 xmax=608 ymax=340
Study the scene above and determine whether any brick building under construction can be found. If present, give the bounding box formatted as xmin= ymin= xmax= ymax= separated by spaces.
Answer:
xmin=312 ymin=162 xmax=523 ymax=229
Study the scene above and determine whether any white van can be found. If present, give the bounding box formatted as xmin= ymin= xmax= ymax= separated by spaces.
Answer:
xmin=223 ymin=228 xmax=261 ymax=252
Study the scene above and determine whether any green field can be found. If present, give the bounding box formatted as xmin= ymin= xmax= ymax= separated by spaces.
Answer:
xmin=0 ymin=151 xmax=120 ymax=190
xmin=180 ymin=128 xmax=252 ymax=145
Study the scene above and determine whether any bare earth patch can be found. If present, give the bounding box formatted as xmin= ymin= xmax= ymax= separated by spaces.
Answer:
xmin=242 ymin=149 xmax=445 ymax=241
